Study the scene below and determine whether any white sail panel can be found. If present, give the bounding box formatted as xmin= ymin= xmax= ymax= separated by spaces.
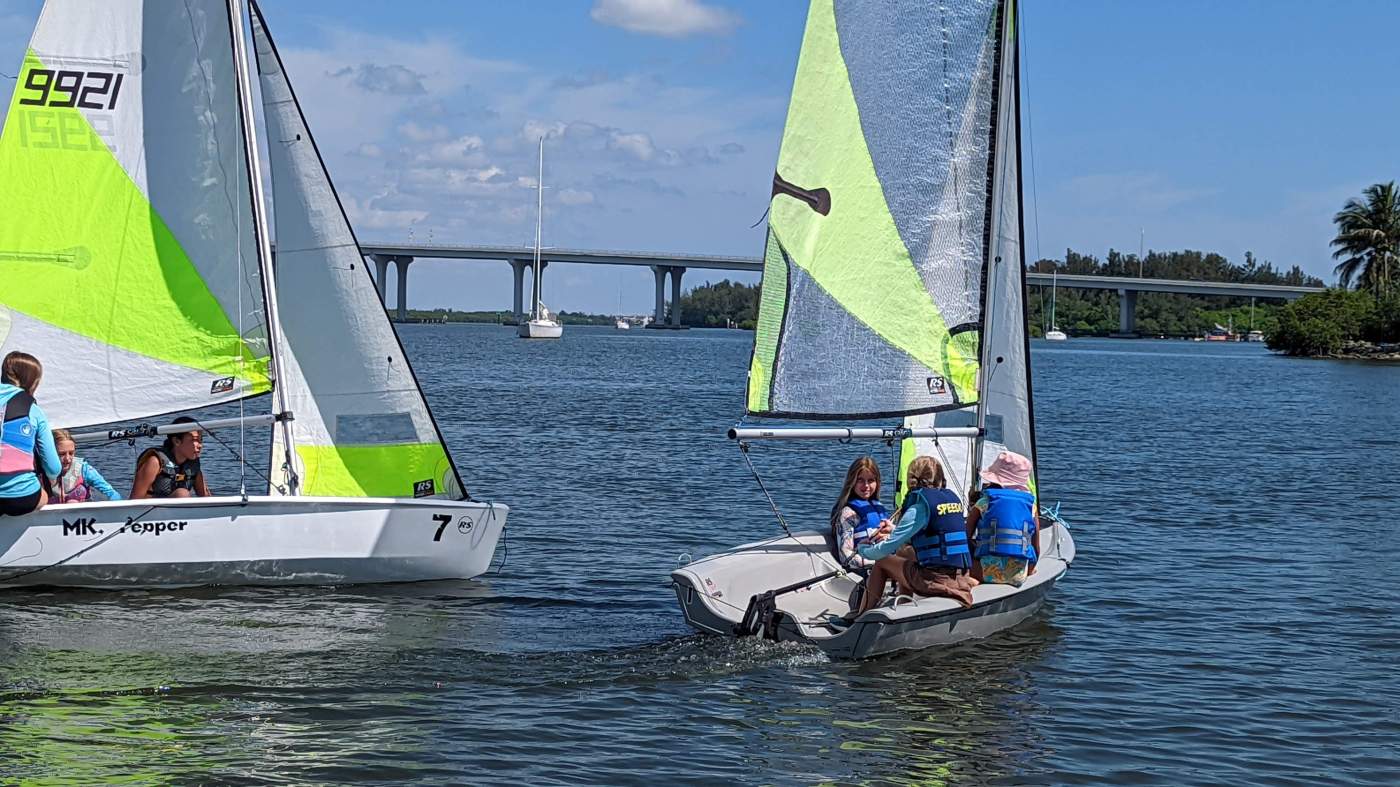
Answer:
xmin=0 ymin=0 xmax=271 ymax=428
xmin=249 ymin=4 xmax=464 ymax=500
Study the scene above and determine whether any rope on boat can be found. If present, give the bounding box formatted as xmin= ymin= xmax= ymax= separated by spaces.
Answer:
xmin=191 ymin=417 xmax=284 ymax=495
xmin=737 ymin=440 xmax=794 ymax=539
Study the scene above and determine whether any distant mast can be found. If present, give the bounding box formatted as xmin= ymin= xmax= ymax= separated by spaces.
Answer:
xmin=532 ymin=137 xmax=544 ymax=319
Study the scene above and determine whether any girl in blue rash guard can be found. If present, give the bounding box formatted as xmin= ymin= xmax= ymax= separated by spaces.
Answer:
xmin=849 ymin=456 xmax=979 ymax=616
xmin=0 ymin=351 xmax=61 ymax=517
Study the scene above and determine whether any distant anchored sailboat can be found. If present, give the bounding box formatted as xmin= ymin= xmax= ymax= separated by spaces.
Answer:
xmin=0 ymin=0 xmax=506 ymax=588
xmin=518 ymin=138 xmax=564 ymax=340
xmin=1045 ymin=270 xmax=1068 ymax=341
xmin=671 ymin=0 xmax=1075 ymax=658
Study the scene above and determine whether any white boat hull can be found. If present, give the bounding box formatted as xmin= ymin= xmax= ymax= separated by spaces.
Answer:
xmin=672 ymin=523 xmax=1074 ymax=659
xmin=1044 ymin=330 xmax=1068 ymax=341
xmin=0 ymin=496 xmax=507 ymax=589
xmin=518 ymin=319 xmax=563 ymax=339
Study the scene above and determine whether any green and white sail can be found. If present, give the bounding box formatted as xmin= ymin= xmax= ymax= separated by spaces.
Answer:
xmin=0 ymin=0 xmax=272 ymax=429
xmin=900 ymin=0 xmax=1039 ymax=505
xmin=747 ymin=0 xmax=1002 ymax=419
xmin=250 ymin=3 xmax=465 ymax=500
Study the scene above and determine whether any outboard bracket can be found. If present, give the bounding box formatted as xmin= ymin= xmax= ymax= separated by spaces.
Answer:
xmin=734 ymin=570 xmax=839 ymax=640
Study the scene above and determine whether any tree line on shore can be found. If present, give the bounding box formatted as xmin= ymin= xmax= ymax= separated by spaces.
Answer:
xmin=671 ymin=249 xmax=1322 ymax=337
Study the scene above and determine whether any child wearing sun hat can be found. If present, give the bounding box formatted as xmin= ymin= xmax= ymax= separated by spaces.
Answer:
xmin=967 ymin=450 xmax=1038 ymax=587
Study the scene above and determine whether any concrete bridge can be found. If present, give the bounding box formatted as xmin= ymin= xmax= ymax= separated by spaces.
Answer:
xmin=358 ymin=243 xmax=1324 ymax=333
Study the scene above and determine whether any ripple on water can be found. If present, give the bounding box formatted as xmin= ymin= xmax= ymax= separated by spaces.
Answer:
xmin=2 ymin=331 xmax=1398 ymax=784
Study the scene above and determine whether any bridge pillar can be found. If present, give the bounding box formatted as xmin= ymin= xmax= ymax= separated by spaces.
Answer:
xmin=669 ymin=266 xmax=684 ymax=327
xmin=370 ymin=254 xmax=391 ymax=307
xmin=651 ymin=265 xmax=666 ymax=325
xmin=395 ymin=256 xmax=413 ymax=322
xmin=511 ymin=259 xmax=528 ymax=321
xmin=1118 ymin=288 xmax=1138 ymax=335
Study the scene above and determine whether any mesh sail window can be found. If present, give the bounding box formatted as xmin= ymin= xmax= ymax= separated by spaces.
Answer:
xmin=746 ymin=0 xmax=1003 ymax=419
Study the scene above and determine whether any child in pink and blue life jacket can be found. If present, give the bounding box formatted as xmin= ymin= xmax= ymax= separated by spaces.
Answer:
xmin=966 ymin=451 xmax=1039 ymax=587
xmin=48 ymin=429 xmax=122 ymax=504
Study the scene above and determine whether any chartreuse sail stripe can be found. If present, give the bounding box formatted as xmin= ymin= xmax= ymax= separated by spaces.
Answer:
xmin=296 ymin=443 xmax=453 ymax=498
xmin=747 ymin=227 xmax=789 ymax=411
xmin=747 ymin=0 xmax=978 ymax=413
xmin=0 ymin=50 xmax=269 ymax=388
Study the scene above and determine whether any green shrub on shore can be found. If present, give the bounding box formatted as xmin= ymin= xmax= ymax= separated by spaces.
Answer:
xmin=1267 ymin=289 xmax=1400 ymax=356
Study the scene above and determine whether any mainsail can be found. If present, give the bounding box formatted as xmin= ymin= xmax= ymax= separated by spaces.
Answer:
xmin=747 ymin=0 xmax=1000 ymax=419
xmin=746 ymin=0 xmax=1038 ymax=503
xmin=249 ymin=3 xmax=465 ymax=500
xmin=0 ymin=0 xmax=273 ymax=429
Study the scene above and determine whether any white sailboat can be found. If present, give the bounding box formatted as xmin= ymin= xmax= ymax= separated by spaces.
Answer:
xmin=1045 ymin=270 xmax=1068 ymax=341
xmin=518 ymin=139 xmax=563 ymax=340
xmin=0 ymin=0 xmax=506 ymax=588
xmin=671 ymin=0 xmax=1074 ymax=659
xmin=615 ymin=284 xmax=631 ymax=330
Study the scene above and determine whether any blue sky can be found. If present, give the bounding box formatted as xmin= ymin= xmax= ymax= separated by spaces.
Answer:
xmin=2 ymin=0 xmax=1397 ymax=313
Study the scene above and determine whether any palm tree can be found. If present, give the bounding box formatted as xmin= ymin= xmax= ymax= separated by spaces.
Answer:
xmin=1331 ymin=181 xmax=1400 ymax=297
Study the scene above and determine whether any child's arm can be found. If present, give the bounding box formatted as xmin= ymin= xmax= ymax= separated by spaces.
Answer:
xmin=858 ymin=498 xmax=924 ymax=561
xmin=81 ymin=462 xmax=123 ymax=501
xmin=834 ymin=508 xmax=858 ymax=566
xmin=32 ymin=407 xmax=61 ymax=478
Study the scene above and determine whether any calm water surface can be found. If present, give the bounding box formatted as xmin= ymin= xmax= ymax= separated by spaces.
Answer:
xmin=1 ymin=328 xmax=1397 ymax=785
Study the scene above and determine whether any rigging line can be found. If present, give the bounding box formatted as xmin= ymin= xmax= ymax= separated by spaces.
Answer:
xmin=191 ymin=416 xmax=283 ymax=494
xmin=1020 ymin=1 xmax=1043 ymax=265
xmin=229 ymin=0 xmax=248 ymax=498
xmin=0 ymin=505 xmax=157 ymax=584
xmin=737 ymin=441 xmax=792 ymax=539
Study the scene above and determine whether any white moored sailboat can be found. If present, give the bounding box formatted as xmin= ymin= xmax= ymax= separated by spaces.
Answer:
xmin=671 ymin=0 xmax=1074 ymax=659
xmin=1045 ymin=270 xmax=1068 ymax=341
xmin=0 ymin=0 xmax=506 ymax=588
xmin=518 ymin=139 xmax=563 ymax=340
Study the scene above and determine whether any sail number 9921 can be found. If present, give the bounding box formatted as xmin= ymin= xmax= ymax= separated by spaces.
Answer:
xmin=19 ymin=68 xmax=124 ymax=110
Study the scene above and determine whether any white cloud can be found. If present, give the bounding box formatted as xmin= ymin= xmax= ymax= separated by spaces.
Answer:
xmin=342 ymin=194 xmax=429 ymax=230
xmin=558 ymin=188 xmax=596 ymax=206
xmin=606 ymin=131 xmax=655 ymax=161
xmin=398 ymin=121 xmax=451 ymax=143
xmin=590 ymin=0 xmax=740 ymax=38
xmin=329 ymin=63 xmax=427 ymax=95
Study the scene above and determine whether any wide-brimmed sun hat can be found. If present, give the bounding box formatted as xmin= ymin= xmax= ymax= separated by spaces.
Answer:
xmin=982 ymin=450 xmax=1032 ymax=489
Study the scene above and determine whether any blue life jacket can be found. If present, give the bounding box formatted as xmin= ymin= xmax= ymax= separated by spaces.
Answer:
xmin=0 ymin=390 xmax=37 ymax=476
xmin=975 ymin=487 xmax=1037 ymax=561
xmin=909 ymin=487 xmax=971 ymax=571
xmin=844 ymin=497 xmax=888 ymax=551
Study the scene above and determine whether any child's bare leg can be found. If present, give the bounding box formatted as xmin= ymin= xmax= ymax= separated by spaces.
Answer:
xmin=854 ymin=561 xmax=889 ymax=616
